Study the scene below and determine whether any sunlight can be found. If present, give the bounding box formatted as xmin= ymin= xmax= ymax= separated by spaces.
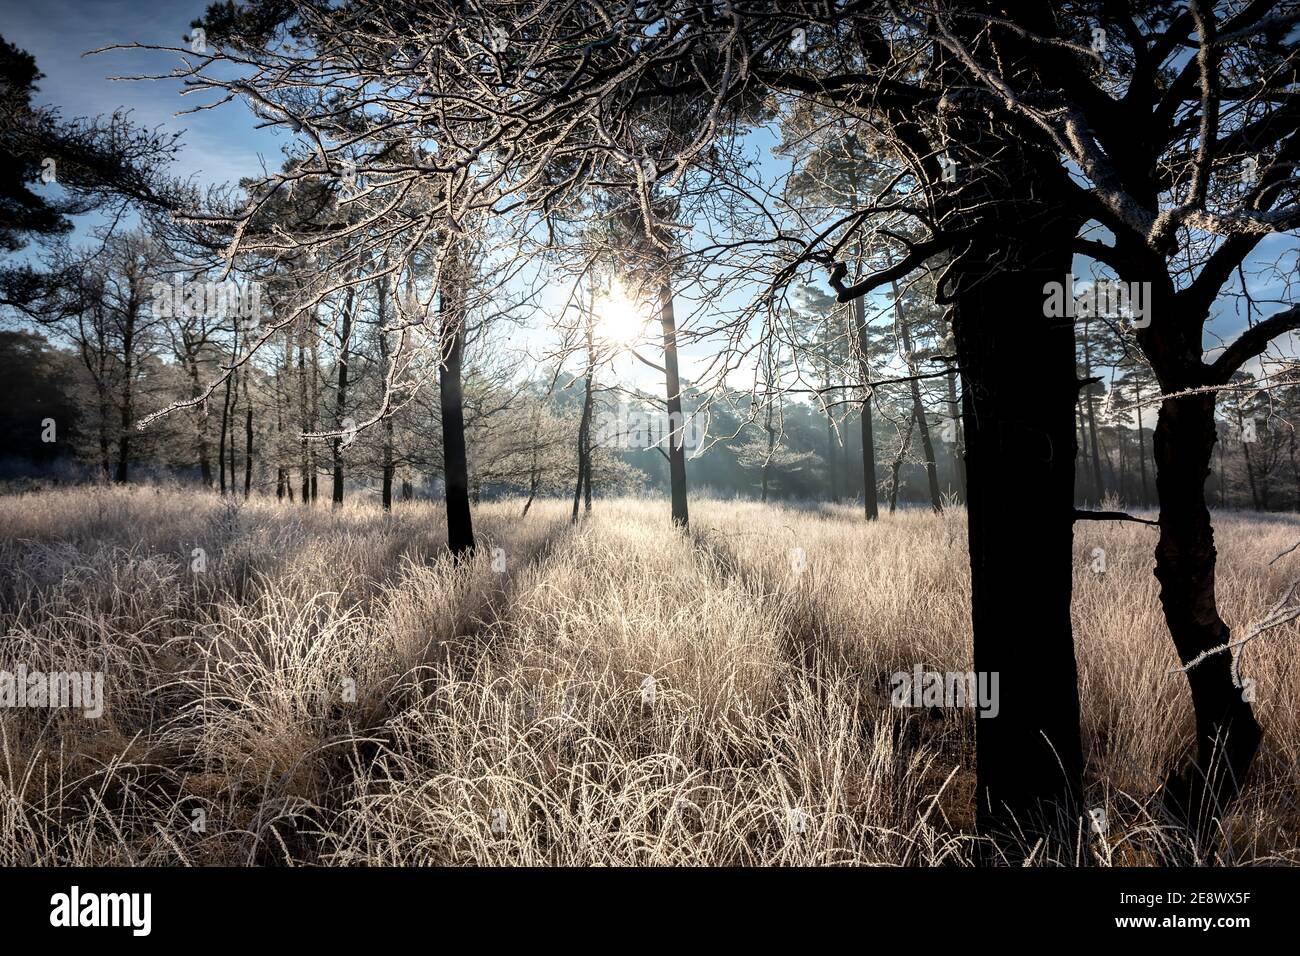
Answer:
xmin=594 ymin=280 xmax=650 ymax=347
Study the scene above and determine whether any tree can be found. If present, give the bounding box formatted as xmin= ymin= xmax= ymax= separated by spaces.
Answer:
xmin=935 ymin=2 xmax=1300 ymax=833
xmin=0 ymin=34 xmax=179 ymax=260
xmin=149 ymin=0 xmax=1097 ymax=855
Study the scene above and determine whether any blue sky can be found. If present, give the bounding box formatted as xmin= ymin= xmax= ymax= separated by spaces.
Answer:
xmin=4 ymin=1 xmax=1296 ymax=394
xmin=3 ymin=0 xmax=284 ymax=190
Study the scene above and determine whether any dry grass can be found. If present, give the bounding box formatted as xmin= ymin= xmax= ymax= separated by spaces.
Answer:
xmin=0 ymin=485 xmax=1297 ymax=866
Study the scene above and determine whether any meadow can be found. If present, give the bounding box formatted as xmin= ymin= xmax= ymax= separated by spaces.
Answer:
xmin=0 ymin=486 xmax=1297 ymax=866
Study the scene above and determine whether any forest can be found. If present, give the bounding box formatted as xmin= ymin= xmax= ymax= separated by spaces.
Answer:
xmin=0 ymin=0 xmax=1298 ymax=888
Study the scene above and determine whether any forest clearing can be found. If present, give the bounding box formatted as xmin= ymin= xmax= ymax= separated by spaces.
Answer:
xmin=2 ymin=486 xmax=1297 ymax=866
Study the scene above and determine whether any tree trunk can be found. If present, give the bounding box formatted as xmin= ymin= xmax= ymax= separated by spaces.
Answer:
xmin=298 ymin=319 xmax=310 ymax=505
xmin=761 ymin=397 xmax=775 ymax=503
xmin=572 ymin=390 xmax=590 ymax=521
xmin=1239 ymin=410 xmax=1262 ymax=510
xmin=228 ymin=368 xmax=237 ymax=495
xmin=521 ymin=451 xmax=538 ymax=517
xmin=243 ymin=407 xmax=253 ymax=497
xmin=1289 ymin=427 xmax=1300 ymax=512
xmin=219 ymin=368 xmax=231 ymax=495
xmin=97 ymin=380 xmax=112 ymax=482
xmin=1082 ymin=320 xmax=1106 ymax=501
xmin=946 ymin=366 xmax=967 ymax=503
xmin=332 ymin=286 xmax=355 ymax=507
xmin=439 ymin=266 xmax=475 ymax=557
xmin=888 ymin=415 xmax=915 ymax=514
xmin=573 ymin=317 xmax=595 ymax=522
xmin=1154 ymin=394 xmax=1262 ymax=834
xmin=309 ymin=327 xmax=319 ymax=503
xmin=851 ymin=296 xmax=880 ymax=520
xmin=115 ymin=301 xmax=136 ymax=484
xmin=1136 ymin=383 xmax=1151 ymax=507
xmin=186 ymin=355 xmax=212 ymax=487
xmin=1075 ymin=399 xmax=1090 ymax=503
xmin=895 ymin=286 xmax=941 ymax=512
xmin=660 ymin=281 xmax=689 ymax=529
xmin=377 ymin=277 xmax=394 ymax=512
xmin=950 ymin=203 xmax=1084 ymax=853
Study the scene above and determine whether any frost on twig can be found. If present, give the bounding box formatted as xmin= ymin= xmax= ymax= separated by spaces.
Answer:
xmin=1169 ymin=540 xmax=1300 ymax=691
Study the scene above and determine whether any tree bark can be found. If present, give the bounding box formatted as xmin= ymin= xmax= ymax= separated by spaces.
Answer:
xmin=761 ymin=396 xmax=775 ymax=502
xmin=185 ymin=353 xmax=212 ymax=487
xmin=243 ymin=407 xmax=253 ymax=497
xmin=1153 ymin=394 xmax=1262 ymax=832
xmin=1082 ymin=320 xmax=1106 ymax=501
xmin=573 ymin=317 xmax=595 ymax=522
xmin=332 ymin=285 xmax=355 ymax=507
xmin=219 ymin=367 xmax=231 ymax=495
xmin=439 ymin=260 xmax=475 ymax=557
xmin=895 ymin=284 xmax=941 ymax=512
xmin=888 ymin=414 xmax=914 ymax=514
xmin=851 ymin=295 xmax=879 ymax=520
xmin=377 ymin=275 xmax=394 ymax=512
xmin=114 ymin=294 xmax=137 ymax=484
xmin=946 ymin=366 xmax=966 ymax=503
xmin=660 ymin=281 xmax=689 ymax=529
xmin=309 ymin=330 xmax=319 ymax=503
xmin=1136 ymin=383 xmax=1151 ymax=507
xmin=949 ymin=201 xmax=1084 ymax=853
xmin=298 ymin=316 xmax=310 ymax=505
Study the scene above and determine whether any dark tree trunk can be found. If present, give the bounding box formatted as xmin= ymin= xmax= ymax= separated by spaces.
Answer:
xmin=186 ymin=355 xmax=212 ymax=487
xmin=439 ymin=270 xmax=475 ymax=557
xmin=97 ymin=389 xmax=112 ymax=481
xmin=946 ymin=366 xmax=967 ymax=503
xmin=1136 ymin=383 xmax=1151 ymax=507
xmin=377 ymin=277 xmax=394 ymax=513
xmin=1239 ymin=413 xmax=1263 ymax=510
xmin=228 ymin=370 xmax=237 ymax=497
xmin=298 ymin=326 xmax=310 ymax=506
xmin=219 ymin=368 xmax=231 ymax=495
xmin=115 ymin=301 xmax=136 ymax=484
xmin=521 ymin=459 xmax=538 ymax=517
xmin=1289 ymin=428 xmax=1300 ymax=512
xmin=761 ymin=398 xmax=775 ymax=503
xmin=309 ymin=330 xmax=319 ymax=503
xmin=660 ymin=281 xmax=689 ymax=529
xmin=573 ymin=322 xmax=594 ymax=523
xmin=1076 ymin=398 xmax=1097 ymax=504
xmin=332 ymin=286 xmax=354 ymax=507
xmin=851 ymin=296 xmax=880 ymax=520
xmin=1082 ymin=321 xmax=1106 ymax=501
xmin=582 ymin=431 xmax=592 ymax=512
xmin=1153 ymin=394 xmax=1262 ymax=834
xmin=950 ymin=203 xmax=1084 ymax=853
xmin=382 ymin=422 xmax=395 ymax=511
xmin=896 ymin=291 xmax=941 ymax=512
xmin=243 ymin=407 xmax=253 ymax=498
xmin=888 ymin=415 xmax=914 ymax=514
xmin=826 ymin=407 xmax=839 ymax=503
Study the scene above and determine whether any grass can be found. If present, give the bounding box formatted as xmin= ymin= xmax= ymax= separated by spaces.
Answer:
xmin=0 ymin=485 xmax=1297 ymax=865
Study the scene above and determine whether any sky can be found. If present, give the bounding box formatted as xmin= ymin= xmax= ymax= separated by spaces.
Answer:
xmin=3 ymin=1 xmax=1297 ymax=405
xmin=3 ymin=0 xmax=284 ymax=188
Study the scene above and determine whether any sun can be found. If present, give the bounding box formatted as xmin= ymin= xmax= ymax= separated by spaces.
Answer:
xmin=594 ymin=280 xmax=650 ymax=347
